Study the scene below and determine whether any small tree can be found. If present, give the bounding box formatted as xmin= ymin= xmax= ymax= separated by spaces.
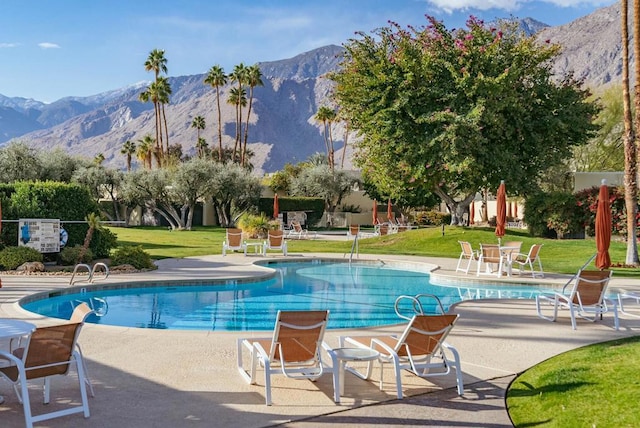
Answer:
xmin=77 ymin=213 xmax=102 ymax=263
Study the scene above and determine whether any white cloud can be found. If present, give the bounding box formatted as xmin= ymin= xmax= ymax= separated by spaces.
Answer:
xmin=0 ymin=42 xmax=20 ymax=48
xmin=425 ymin=0 xmax=614 ymax=13
xmin=38 ymin=42 xmax=60 ymax=49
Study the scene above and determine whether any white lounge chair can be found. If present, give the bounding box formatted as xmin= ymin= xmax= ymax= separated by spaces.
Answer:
xmin=236 ymin=310 xmax=330 ymax=405
xmin=339 ymin=314 xmax=463 ymax=399
xmin=536 ymin=270 xmax=615 ymax=330
xmin=263 ymin=230 xmax=288 ymax=256
xmin=286 ymin=221 xmax=308 ymax=239
xmin=456 ymin=241 xmax=479 ymax=274
xmin=222 ymin=228 xmax=246 ymax=256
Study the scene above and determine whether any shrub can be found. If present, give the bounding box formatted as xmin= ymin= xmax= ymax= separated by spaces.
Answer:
xmin=111 ymin=245 xmax=154 ymax=270
xmin=237 ymin=213 xmax=279 ymax=238
xmin=90 ymin=227 xmax=118 ymax=258
xmin=0 ymin=246 xmax=43 ymax=270
xmin=413 ymin=210 xmax=451 ymax=226
xmin=59 ymin=245 xmax=93 ymax=265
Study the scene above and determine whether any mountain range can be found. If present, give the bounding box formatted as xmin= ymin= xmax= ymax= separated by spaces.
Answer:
xmin=0 ymin=3 xmax=628 ymax=174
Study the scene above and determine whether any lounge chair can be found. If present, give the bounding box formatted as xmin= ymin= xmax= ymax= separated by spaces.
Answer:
xmin=512 ymin=244 xmax=544 ymax=278
xmin=376 ymin=224 xmax=390 ymax=236
xmin=535 ymin=270 xmax=615 ymax=330
xmin=70 ymin=302 xmax=96 ymax=397
xmin=263 ymin=230 xmax=288 ymax=256
xmin=222 ymin=228 xmax=245 ymax=256
xmin=236 ymin=310 xmax=330 ymax=405
xmin=456 ymin=241 xmax=479 ymax=274
xmin=339 ymin=314 xmax=463 ymax=399
xmin=286 ymin=221 xmax=308 ymax=239
xmin=347 ymin=224 xmax=360 ymax=239
xmin=0 ymin=321 xmax=91 ymax=428
xmin=477 ymin=244 xmax=504 ymax=277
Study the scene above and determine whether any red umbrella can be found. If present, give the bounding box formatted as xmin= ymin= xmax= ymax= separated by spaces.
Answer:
xmin=507 ymin=201 xmax=513 ymax=218
xmin=387 ymin=199 xmax=393 ymax=221
xmin=470 ymin=201 xmax=475 ymax=225
xmin=514 ymin=202 xmax=518 ymax=219
xmin=595 ymin=179 xmax=611 ymax=270
xmin=495 ymin=180 xmax=506 ymax=241
xmin=273 ymin=194 xmax=279 ymax=220
xmin=372 ymin=199 xmax=379 ymax=225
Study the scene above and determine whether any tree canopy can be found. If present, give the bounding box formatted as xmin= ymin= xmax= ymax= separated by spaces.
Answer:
xmin=331 ymin=16 xmax=600 ymax=224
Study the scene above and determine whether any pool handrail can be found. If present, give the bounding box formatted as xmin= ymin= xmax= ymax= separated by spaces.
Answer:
xmin=395 ymin=294 xmax=446 ymax=321
xmin=69 ymin=262 xmax=110 ymax=286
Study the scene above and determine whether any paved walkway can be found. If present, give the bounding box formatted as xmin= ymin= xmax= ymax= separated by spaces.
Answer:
xmin=1 ymin=251 xmax=639 ymax=427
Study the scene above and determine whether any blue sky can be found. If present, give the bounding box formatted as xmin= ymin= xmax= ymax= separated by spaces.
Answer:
xmin=0 ymin=0 xmax=615 ymax=103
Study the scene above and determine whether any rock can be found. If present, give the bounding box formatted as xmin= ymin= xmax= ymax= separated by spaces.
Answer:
xmin=16 ymin=262 xmax=45 ymax=273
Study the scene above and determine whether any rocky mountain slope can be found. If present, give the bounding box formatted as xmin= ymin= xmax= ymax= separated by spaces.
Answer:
xmin=0 ymin=6 xmax=629 ymax=173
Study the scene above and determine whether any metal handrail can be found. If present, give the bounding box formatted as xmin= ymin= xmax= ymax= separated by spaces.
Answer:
xmin=69 ymin=262 xmax=110 ymax=286
xmin=348 ymin=233 xmax=359 ymax=264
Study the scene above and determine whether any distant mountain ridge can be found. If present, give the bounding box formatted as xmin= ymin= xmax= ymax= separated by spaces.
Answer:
xmin=0 ymin=8 xmax=628 ymax=172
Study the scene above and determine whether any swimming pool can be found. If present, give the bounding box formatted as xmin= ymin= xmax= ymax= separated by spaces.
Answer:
xmin=22 ymin=260 xmax=550 ymax=331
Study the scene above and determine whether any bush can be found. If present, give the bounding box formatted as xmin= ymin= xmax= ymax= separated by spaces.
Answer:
xmin=237 ymin=213 xmax=279 ymax=238
xmin=0 ymin=246 xmax=43 ymax=270
xmin=59 ymin=245 xmax=93 ymax=265
xmin=414 ymin=210 xmax=451 ymax=226
xmin=111 ymin=245 xmax=154 ymax=270
xmin=90 ymin=228 xmax=118 ymax=258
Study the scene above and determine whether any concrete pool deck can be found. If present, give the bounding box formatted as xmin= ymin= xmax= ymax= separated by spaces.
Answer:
xmin=1 ymin=251 xmax=640 ymax=427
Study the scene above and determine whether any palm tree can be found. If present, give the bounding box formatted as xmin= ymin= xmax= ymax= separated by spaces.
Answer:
xmin=77 ymin=212 xmax=102 ymax=264
xmin=191 ymin=116 xmax=206 ymax=145
xmin=196 ymin=137 xmax=208 ymax=158
xmin=242 ymin=64 xmax=264 ymax=167
xmin=144 ymin=49 xmax=168 ymax=80
xmin=137 ymin=135 xmax=155 ymax=169
xmin=623 ymin=0 xmax=639 ymax=264
xmin=315 ymin=106 xmax=337 ymax=170
xmin=156 ymin=76 xmax=172 ymax=158
xmin=229 ymin=63 xmax=249 ymax=158
xmin=143 ymin=49 xmax=169 ymax=165
xmin=93 ymin=153 xmax=105 ymax=165
xmin=204 ymin=65 xmax=227 ymax=161
xmin=226 ymin=86 xmax=247 ymax=163
xmin=139 ymin=87 xmax=162 ymax=167
xmin=120 ymin=140 xmax=136 ymax=171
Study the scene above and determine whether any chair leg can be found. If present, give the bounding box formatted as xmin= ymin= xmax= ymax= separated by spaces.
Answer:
xmin=263 ymin=360 xmax=272 ymax=406
xmin=391 ymin=355 xmax=403 ymax=399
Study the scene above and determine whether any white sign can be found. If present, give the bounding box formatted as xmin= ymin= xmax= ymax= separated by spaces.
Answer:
xmin=18 ymin=219 xmax=61 ymax=253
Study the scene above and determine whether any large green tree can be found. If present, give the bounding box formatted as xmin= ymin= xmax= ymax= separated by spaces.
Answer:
xmin=331 ymin=17 xmax=600 ymax=224
xmin=290 ymin=164 xmax=356 ymax=213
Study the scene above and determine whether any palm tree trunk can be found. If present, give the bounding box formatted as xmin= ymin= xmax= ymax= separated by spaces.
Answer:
xmin=216 ymin=86 xmax=223 ymax=161
xmin=626 ymin=0 xmax=640 ymax=264
xmin=243 ymin=87 xmax=255 ymax=167
xmin=341 ymin=121 xmax=349 ymax=169
xmin=162 ymin=103 xmax=169 ymax=158
xmin=154 ymin=101 xmax=162 ymax=168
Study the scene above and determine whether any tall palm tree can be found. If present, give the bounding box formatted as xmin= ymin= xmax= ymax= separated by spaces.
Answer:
xmin=143 ymin=49 xmax=169 ymax=165
xmin=242 ymin=64 xmax=264 ymax=167
xmin=156 ymin=76 xmax=172 ymax=158
xmin=623 ymin=0 xmax=640 ymax=264
xmin=204 ymin=65 xmax=227 ymax=161
xmin=229 ymin=63 xmax=249 ymax=158
xmin=191 ymin=116 xmax=206 ymax=145
xmin=120 ymin=140 xmax=136 ymax=171
xmin=139 ymin=87 xmax=162 ymax=167
xmin=315 ymin=106 xmax=337 ymax=170
xmin=144 ymin=49 xmax=168 ymax=80
xmin=226 ymin=86 xmax=247 ymax=163
xmin=196 ymin=137 xmax=208 ymax=158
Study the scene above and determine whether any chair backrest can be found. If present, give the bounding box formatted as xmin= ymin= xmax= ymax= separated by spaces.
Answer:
xmin=459 ymin=241 xmax=474 ymax=258
xmin=70 ymin=302 xmax=94 ymax=323
xmin=24 ymin=322 xmax=83 ymax=379
xmin=572 ymin=270 xmax=613 ymax=306
xmin=349 ymin=225 xmax=360 ymax=236
xmin=268 ymin=230 xmax=284 ymax=247
xmin=379 ymin=224 xmax=389 ymax=236
xmin=502 ymin=241 xmax=522 ymax=257
xmin=394 ymin=314 xmax=458 ymax=357
xmin=480 ymin=244 xmax=502 ymax=263
xmin=226 ymin=228 xmax=243 ymax=247
xmin=269 ymin=310 xmax=329 ymax=363
xmin=528 ymin=244 xmax=543 ymax=261
xmin=292 ymin=221 xmax=303 ymax=232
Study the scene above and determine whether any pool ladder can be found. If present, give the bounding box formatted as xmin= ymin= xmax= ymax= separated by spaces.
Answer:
xmin=69 ymin=262 xmax=110 ymax=286
xmin=347 ymin=233 xmax=359 ymax=264
xmin=394 ymin=294 xmax=446 ymax=320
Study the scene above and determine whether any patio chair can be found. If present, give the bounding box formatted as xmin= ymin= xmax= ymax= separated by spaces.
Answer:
xmin=339 ymin=314 xmax=463 ymax=399
xmin=456 ymin=241 xmax=479 ymax=274
xmin=0 ymin=322 xmax=91 ymax=428
xmin=237 ymin=310 xmax=330 ymax=405
xmin=70 ymin=302 xmax=96 ymax=397
xmin=263 ymin=230 xmax=288 ymax=256
xmin=477 ymin=244 xmax=504 ymax=278
xmin=535 ymin=270 xmax=614 ymax=330
xmin=347 ymin=224 xmax=360 ymax=239
xmin=286 ymin=221 xmax=308 ymax=239
xmin=222 ymin=228 xmax=245 ymax=256
xmin=512 ymin=244 xmax=544 ymax=278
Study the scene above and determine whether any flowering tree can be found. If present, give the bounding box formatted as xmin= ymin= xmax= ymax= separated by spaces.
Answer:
xmin=331 ymin=16 xmax=599 ymax=224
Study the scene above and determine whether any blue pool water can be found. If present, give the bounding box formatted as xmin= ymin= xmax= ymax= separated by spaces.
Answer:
xmin=22 ymin=261 xmax=549 ymax=331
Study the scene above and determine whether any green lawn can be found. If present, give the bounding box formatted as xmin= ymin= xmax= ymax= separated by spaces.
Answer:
xmin=107 ymin=225 xmax=640 ymax=276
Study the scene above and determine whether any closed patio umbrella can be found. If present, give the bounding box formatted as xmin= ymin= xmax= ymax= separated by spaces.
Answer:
xmin=595 ymin=179 xmax=611 ymax=270
xmin=495 ymin=180 xmax=506 ymax=243
xmin=387 ymin=199 xmax=393 ymax=221
xmin=470 ymin=201 xmax=475 ymax=225
xmin=514 ymin=202 xmax=518 ymax=219
xmin=507 ymin=201 xmax=513 ymax=219
xmin=372 ymin=199 xmax=378 ymax=225
xmin=273 ymin=194 xmax=279 ymax=220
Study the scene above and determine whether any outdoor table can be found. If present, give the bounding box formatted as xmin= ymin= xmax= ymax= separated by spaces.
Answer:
xmin=329 ymin=347 xmax=380 ymax=403
xmin=499 ymin=246 xmax=520 ymax=277
xmin=0 ymin=319 xmax=36 ymax=404
xmin=243 ymin=241 xmax=263 ymax=256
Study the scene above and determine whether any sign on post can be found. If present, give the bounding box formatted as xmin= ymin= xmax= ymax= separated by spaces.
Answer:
xmin=18 ymin=219 xmax=61 ymax=253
